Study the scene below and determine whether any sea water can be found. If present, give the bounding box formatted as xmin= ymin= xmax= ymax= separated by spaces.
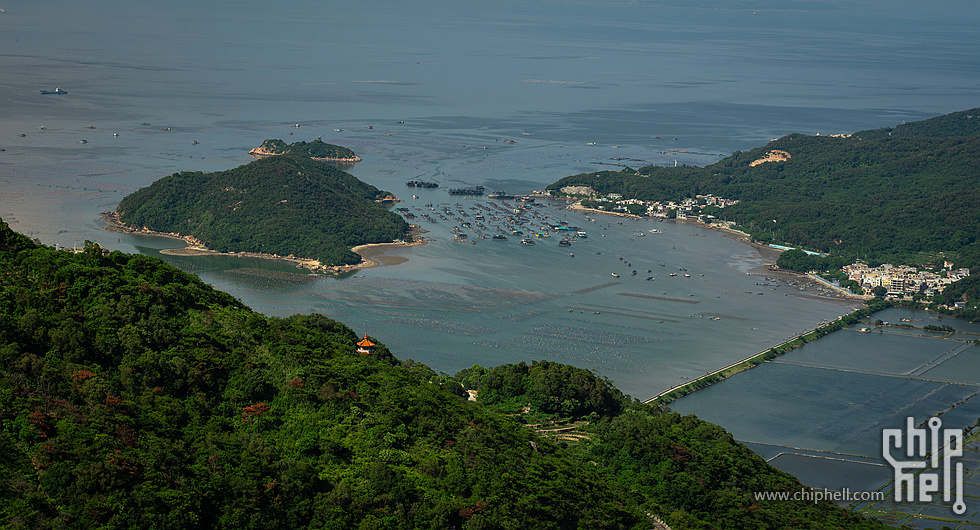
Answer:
xmin=2 ymin=0 xmax=980 ymax=509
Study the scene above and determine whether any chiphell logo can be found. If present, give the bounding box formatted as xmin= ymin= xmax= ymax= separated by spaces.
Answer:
xmin=883 ymin=416 xmax=965 ymax=514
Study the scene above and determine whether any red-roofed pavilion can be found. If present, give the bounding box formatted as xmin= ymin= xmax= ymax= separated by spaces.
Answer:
xmin=356 ymin=335 xmax=375 ymax=354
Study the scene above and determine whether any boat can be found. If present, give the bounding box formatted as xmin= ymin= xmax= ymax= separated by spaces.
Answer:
xmin=448 ymin=185 xmax=484 ymax=196
xmin=521 ymin=238 xmax=535 ymax=245
xmin=611 ymin=273 xmax=620 ymax=278
xmin=558 ymin=239 xmax=572 ymax=247
xmin=491 ymin=234 xmax=507 ymax=241
xmin=670 ymin=273 xmax=677 ymax=277
xmin=577 ymin=231 xmax=587 ymax=238
xmin=684 ymin=273 xmax=690 ymax=278
xmin=40 ymin=88 xmax=68 ymax=95
xmin=406 ymin=180 xmax=439 ymax=188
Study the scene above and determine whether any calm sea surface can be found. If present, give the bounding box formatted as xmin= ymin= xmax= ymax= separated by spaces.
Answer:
xmin=2 ymin=2 xmax=979 ymax=503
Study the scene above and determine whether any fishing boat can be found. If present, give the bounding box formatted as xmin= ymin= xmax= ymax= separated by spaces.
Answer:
xmin=448 ymin=185 xmax=484 ymax=196
xmin=406 ymin=180 xmax=439 ymax=188
xmin=40 ymin=88 xmax=68 ymax=95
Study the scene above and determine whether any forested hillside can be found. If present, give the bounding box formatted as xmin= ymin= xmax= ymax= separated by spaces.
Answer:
xmin=0 ymin=218 xmax=888 ymax=529
xmin=116 ymin=154 xmax=410 ymax=266
xmin=250 ymin=139 xmax=361 ymax=161
xmin=547 ymin=109 xmax=980 ymax=268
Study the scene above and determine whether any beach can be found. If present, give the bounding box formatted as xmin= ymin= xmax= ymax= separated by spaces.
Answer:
xmin=100 ymin=211 xmax=426 ymax=274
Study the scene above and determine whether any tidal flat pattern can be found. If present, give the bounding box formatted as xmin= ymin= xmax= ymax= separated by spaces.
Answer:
xmin=571 ymin=281 xmax=620 ymax=295
xmin=221 ymin=268 xmax=316 ymax=284
xmin=555 ymin=316 xmax=683 ymax=337
xmin=383 ymin=317 xmax=500 ymax=337
xmin=618 ymin=292 xmax=700 ymax=304
xmin=497 ymin=309 xmax=552 ymax=322
xmin=473 ymin=337 xmax=664 ymax=376
xmin=316 ymin=277 xmax=564 ymax=313
xmin=522 ymin=322 xmax=660 ymax=347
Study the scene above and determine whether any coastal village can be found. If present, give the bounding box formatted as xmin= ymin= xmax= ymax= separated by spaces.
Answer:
xmin=558 ymin=185 xmax=740 ymax=220
xmin=553 ymin=185 xmax=974 ymax=301
xmin=843 ymin=262 xmax=972 ymax=301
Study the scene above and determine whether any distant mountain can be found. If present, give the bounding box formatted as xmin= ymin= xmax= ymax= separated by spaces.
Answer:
xmin=116 ymin=154 xmax=410 ymax=265
xmin=548 ymin=108 xmax=980 ymax=268
xmin=248 ymin=138 xmax=362 ymax=162
xmin=0 ymin=218 xmax=888 ymax=529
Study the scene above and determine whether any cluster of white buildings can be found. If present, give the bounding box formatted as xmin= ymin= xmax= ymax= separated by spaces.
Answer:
xmin=560 ymin=187 xmax=739 ymax=219
xmin=843 ymin=262 xmax=971 ymax=297
xmin=645 ymin=195 xmax=740 ymax=218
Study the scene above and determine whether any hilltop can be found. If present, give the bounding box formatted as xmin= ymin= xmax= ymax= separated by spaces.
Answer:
xmin=0 ymin=218 xmax=889 ymax=529
xmin=114 ymin=154 xmax=411 ymax=267
xmin=547 ymin=108 xmax=980 ymax=270
xmin=248 ymin=138 xmax=362 ymax=163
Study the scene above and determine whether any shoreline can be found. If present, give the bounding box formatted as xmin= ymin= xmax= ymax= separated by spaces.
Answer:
xmin=247 ymin=146 xmax=362 ymax=164
xmin=567 ymin=203 xmax=752 ymax=241
xmin=568 ymin=203 xmax=870 ymax=301
xmin=644 ymin=304 xmax=876 ymax=405
xmin=99 ymin=212 xmax=425 ymax=273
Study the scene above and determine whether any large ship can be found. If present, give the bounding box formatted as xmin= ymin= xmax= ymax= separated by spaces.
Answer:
xmin=40 ymin=88 xmax=68 ymax=95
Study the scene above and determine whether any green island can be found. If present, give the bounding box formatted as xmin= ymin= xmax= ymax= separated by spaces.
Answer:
xmin=112 ymin=154 xmax=411 ymax=268
xmin=249 ymin=138 xmax=363 ymax=163
xmin=546 ymin=108 xmax=980 ymax=321
xmin=0 ymin=218 xmax=888 ymax=528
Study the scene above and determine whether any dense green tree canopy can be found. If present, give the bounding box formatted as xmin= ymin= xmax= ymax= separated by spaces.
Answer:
xmin=253 ymin=139 xmax=360 ymax=160
xmin=0 ymin=219 xmax=889 ymax=529
xmin=116 ymin=154 xmax=411 ymax=265
xmin=547 ymin=109 xmax=980 ymax=268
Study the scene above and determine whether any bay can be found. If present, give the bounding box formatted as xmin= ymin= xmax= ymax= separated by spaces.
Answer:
xmin=1 ymin=1 xmax=977 ymax=401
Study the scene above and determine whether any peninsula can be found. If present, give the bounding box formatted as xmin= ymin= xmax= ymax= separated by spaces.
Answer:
xmin=547 ymin=108 xmax=980 ymax=272
xmin=113 ymin=154 xmax=412 ymax=268
xmin=248 ymin=138 xmax=363 ymax=163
